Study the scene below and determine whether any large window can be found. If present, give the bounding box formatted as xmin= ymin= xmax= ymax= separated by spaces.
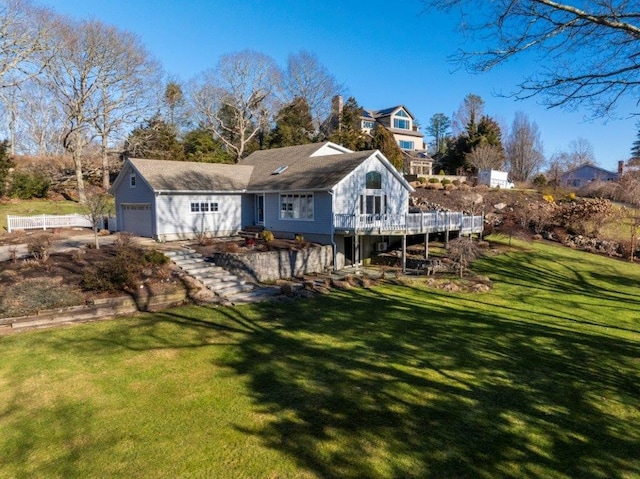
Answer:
xmin=190 ymin=202 xmax=219 ymax=213
xmin=362 ymin=120 xmax=375 ymax=129
xmin=393 ymin=118 xmax=410 ymax=129
xmin=280 ymin=193 xmax=314 ymax=220
xmin=360 ymin=194 xmax=387 ymax=215
xmin=393 ymin=109 xmax=411 ymax=130
xmin=398 ymin=140 xmax=414 ymax=150
xmin=366 ymin=171 xmax=382 ymax=189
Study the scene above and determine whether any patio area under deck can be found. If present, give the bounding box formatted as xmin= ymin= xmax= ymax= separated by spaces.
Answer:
xmin=334 ymin=211 xmax=484 ymax=272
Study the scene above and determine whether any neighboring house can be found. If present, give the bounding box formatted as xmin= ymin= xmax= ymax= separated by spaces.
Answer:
xmin=561 ymin=164 xmax=619 ymax=188
xmin=111 ymin=142 xmax=482 ymax=270
xmin=324 ymin=96 xmax=434 ymax=176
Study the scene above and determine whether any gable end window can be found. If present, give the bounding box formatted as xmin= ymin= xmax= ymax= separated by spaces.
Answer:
xmin=399 ymin=140 xmax=414 ymax=150
xmin=393 ymin=118 xmax=410 ymax=130
xmin=366 ymin=171 xmax=382 ymax=189
xmin=129 ymin=174 xmax=136 ymax=188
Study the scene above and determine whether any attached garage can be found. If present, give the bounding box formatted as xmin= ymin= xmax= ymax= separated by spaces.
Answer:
xmin=121 ymin=203 xmax=153 ymax=237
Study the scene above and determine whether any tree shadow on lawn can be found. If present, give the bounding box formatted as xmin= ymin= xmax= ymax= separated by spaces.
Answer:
xmin=218 ymin=287 xmax=640 ymax=479
xmin=473 ymin=248 xmax=640 ymax=314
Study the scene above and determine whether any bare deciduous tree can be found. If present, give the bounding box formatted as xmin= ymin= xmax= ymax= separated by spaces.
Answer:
xmin=505 ymin=111 xmax=545 ymax=182
xmin=4 ymin=78 xmax=64 ymax=156
xmin=452 ymin=93 xmax=484 ymax=136
xmin=89 ymin=28 xmax=161 ymax=188
xmin=423 ymin=0 xmax=640 ymax=117
xmin=465 ymin=144 xmax=505 ymax=171
xmin=190 ymin=50 xmax=281 ymax=161
xmin=83 ymin=190 xmax=112 ymax=249
xmin=282 ymin=50 xmax=343 ymax=131
xmin=0 ymin=0 xmax=52 ymax=89
xmin=447 ymin=236 xmax=480 ymax=278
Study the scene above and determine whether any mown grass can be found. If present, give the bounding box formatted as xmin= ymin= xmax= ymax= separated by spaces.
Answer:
xmin=1 ymin=238 xmax=639 ymax=478
xmin=0 ymin=199 xmax=83 ymax=233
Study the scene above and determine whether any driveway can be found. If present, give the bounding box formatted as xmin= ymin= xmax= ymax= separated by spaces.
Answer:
xmin=0 ymin=231 xmax=122 ymax=262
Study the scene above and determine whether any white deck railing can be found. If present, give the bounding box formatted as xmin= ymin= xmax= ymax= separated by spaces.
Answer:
xmin=334 ymin=212 xmax=483 ymax=235
xmin=7 ymin=213 xmax=94 ymax=233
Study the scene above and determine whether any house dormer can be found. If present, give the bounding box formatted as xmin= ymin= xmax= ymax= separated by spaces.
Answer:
xmin=392 ymin=108 xmax=412 ymax=131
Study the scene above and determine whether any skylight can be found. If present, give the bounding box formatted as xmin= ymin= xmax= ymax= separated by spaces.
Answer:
xmin=271 ymin=165 xmax=288 ymax=175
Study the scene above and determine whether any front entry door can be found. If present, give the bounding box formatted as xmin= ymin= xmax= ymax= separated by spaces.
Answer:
xmin=255 ymin=195 xmax=264 ymax=224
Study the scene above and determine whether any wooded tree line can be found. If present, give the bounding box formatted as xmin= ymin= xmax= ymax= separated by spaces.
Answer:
xmin=2 ymin=0 xmax=640 ymax=203
xmin=0 ymin=1 xmax=349 ymax=202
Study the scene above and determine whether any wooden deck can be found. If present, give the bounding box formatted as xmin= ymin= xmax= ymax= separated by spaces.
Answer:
xmin=334 ymin=212 xmax=483 ymax=235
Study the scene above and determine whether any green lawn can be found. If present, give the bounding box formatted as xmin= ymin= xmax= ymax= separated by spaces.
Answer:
xmin=0 ymin=199 xmax=83 ymax=233
xmin=1 ymin=238 xmax=639 ymax=478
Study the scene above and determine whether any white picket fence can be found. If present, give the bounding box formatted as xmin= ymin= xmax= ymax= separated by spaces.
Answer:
xmin=6 ymin=213 xmax=115 ymax=233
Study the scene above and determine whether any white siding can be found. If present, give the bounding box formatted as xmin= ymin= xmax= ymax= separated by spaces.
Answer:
xmin=333 ymin=154 xmax=409 ymax=216
xmin=155 ymin=193 xmax=243 ymax=241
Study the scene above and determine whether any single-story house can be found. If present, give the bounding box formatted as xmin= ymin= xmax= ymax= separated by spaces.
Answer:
xmin=561 ymin=164 xmax=619 ymax=188
xmin=111 ymin=141 xmax=482 ymax=269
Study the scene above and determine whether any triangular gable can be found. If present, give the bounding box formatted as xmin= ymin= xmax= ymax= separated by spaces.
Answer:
xmin=110 ymin=159 xmax=154 ymax=195
xmin=310 ymin=142 xmax=353 ymax=156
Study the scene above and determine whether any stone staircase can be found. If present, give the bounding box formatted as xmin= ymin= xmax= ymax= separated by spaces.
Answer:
xmin=163 ymin=248 xmax=279 ymax=304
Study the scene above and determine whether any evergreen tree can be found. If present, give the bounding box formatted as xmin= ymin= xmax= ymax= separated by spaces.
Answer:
xmin=183 ymin=129 xmax=233 ymax=163
xmin=631 ymin=121 xmax=640 ymax=160
xmin=328 ymin=97 xmax=367 ymax=151
xmin=0 ymin=140 xmax=15 ymax=197
xmin=426 ymin=113 xmax=451 ymax=154
xmin=268 ymin=97 xmax=314 ymax=148
xmin=125 ymin=115 xmax=185 ymax=161
xmin=371 ymin=126 xmax=404 ymax=171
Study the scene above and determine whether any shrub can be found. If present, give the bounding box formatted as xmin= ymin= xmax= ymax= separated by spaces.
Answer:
xmin=27 ymin=235 xmax=52 ymax=262
xmin=82 ymin=234 xmax=145 ymax=292
xmin=428 ymin=177 xmax=440 ymax=184
xmin=144 ymin=250 xmax=169 ymax=265
xmin=418 ymin=177 xmax=427 ymax=184
xmin=532 ymin=174 xmax=547 ymax=189
xmin=262 ymin=230 xmax=274 ymax=242
xmin=452 ymin=179 xmax=461 ymax=186
xmin=441 ymin=178 xmax=451 ymax=185
xmin=221 ymin=241 xmax=240 ymax=253
xmin=9 ymin=171 xmax=50 ymax=199
xmin=439 ymin=169 xmax=446 ymax=176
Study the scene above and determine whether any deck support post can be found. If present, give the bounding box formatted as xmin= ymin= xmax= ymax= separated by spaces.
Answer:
xmin=402 ymin=234 xmax=407 ymax=273
xmin=424 ymin=233 xmax=429 ymax=259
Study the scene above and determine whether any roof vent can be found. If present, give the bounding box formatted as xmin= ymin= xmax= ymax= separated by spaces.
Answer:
xmin=271 ymin=165 xmax=288 ymax=175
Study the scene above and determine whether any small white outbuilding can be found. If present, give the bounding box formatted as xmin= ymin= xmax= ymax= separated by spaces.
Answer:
xmin=477 ymin=169 xmax=514 ymax=189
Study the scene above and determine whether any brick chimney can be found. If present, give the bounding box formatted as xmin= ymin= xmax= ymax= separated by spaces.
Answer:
xmin=331 ymin=95 xmax=343 ymax=131
xmin=618 ymin=160 xmax=625 ymax=176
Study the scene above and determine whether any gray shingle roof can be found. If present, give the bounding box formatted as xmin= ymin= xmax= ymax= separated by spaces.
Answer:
xmin=129 ymin=158 xmax=253 ymax=192
xmin=239 ymin=143 xmax=377 ymax=191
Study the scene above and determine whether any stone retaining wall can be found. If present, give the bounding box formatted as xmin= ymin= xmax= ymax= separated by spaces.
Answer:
xmin=0 ymin=290 xmax=187 ymax=331
xmin=212 ymin=245 xmax=333 ymax=282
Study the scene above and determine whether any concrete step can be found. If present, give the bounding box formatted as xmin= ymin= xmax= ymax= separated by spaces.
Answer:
xmin=226 ymin=286 xmax=281 ymax=304
xmin=213 ymin=282 xmax=254 ymax=297
xmin=195 ymin=271 xmax=238 ymax=283
xmin=172 ymin=258 xmax=212 ymax=268
xmin=182 ymin=263 xmax=224 ymax=274
xmin=164 ymin=249 xmax=199 ymax=258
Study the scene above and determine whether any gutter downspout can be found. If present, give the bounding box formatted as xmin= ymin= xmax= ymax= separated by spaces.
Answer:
xmin=329 ymin=189 xmax=337 ymax=272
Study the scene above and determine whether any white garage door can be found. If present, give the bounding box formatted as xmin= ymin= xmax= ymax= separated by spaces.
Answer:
xmin=121 ymin=203 xmax=153 ymax=237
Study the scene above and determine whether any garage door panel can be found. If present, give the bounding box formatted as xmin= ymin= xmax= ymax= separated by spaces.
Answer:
xmin=122 ymin=203 xmax=152 ymax=237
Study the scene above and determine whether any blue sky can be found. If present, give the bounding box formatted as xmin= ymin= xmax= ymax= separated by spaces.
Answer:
xmin=39 ymin=0 xmax=638 ymax=171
